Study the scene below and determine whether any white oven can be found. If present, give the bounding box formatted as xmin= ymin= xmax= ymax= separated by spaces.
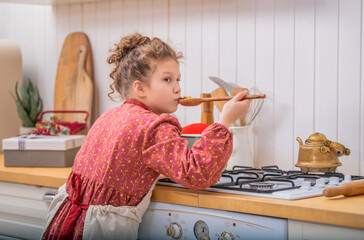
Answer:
xmin=138 ymin=165 xmax=364 ymax=239
xmin=138 ymin=201 xmax=287 ymax=240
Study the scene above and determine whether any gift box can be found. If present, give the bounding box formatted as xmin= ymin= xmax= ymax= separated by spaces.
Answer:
xmin=2 ymin=135 xmax=85 ymax=167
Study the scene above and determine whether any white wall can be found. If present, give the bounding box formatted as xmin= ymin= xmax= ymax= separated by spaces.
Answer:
xmin=0 ymin=0 xmax=363 ymax=175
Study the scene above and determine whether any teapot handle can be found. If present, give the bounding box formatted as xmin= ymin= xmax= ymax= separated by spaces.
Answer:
xmin=324 ymin=140 xmax=351 ymax=156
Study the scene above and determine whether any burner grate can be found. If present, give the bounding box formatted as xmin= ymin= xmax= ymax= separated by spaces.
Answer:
xmin=157 ymin=165 xmax=364 ymax=199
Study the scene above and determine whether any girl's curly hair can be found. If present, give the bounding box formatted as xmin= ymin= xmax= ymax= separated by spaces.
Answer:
xmin=107 ymin=32 xmax=183 ymax=100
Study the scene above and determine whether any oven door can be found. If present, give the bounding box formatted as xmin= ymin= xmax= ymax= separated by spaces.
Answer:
xmin=138 ymin=201 xmax=287 ymax=240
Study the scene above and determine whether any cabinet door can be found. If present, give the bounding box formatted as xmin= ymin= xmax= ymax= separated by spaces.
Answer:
xmin=288 ymin=220 xmax=364 ymax=240
xmin=0 ymin=181 xmax=57 ymax=240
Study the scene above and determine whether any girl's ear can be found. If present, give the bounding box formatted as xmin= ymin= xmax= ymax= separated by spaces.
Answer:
xmin=133 ymin=80 xmax=146 ymax=98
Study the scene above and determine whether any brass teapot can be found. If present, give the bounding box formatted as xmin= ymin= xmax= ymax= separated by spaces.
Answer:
xmin=296 ymin=133 xmax=350 ymax=173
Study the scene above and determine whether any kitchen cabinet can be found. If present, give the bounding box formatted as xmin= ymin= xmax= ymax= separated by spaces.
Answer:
xmin=288 ymin=220 xmax=364 ymax=240
xmin=0 ymin=181 xmax=57 ymax=240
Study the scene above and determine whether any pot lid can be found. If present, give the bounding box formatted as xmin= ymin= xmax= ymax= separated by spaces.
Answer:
xmin=305 ymin=132 xmax=327 ymax=144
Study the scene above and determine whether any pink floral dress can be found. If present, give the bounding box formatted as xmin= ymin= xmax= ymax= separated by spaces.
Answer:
xmin=42 ymin=98 xmax=233 ymax=239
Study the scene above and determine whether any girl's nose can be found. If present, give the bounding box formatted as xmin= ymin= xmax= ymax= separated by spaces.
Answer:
xmin=174 ymin=83 xmax=181 ymax=94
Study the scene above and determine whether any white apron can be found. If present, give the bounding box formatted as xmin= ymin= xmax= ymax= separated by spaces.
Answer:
xmin=42 ymin=180 xmax=157 ymax=240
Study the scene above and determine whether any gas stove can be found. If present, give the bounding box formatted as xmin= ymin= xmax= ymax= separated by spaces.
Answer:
xmin=157 ymin=165 xmax=364 ymax=200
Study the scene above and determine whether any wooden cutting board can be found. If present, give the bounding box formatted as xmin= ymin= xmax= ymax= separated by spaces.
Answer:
xmin=54 ymin=32 xmax=93 ymax=129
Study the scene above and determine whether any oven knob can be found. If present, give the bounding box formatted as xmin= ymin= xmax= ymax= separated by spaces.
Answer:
xmin=295 ymin=178 xmax=305 ymax=186
xmin=194 ymin=220 xmax=210 ymax=240
xmin=315 ymin=178 xmax=326 ymax=188
xmin=218 ymin=231 xmax=235 ymax=240
xmin=167 ymin=222 xmax=183 ymax=239
xmin=301 ymin=181 xmax=311 ymax=190
xmin=342 ymin=175 xmax=352 ymax=183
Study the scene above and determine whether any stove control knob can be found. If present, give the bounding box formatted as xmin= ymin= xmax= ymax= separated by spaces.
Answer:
xmin=294 ymin=178 xmax=305 ymax=186
xmin=328 ymin=177 xmax=340 ymax=186
xmin=218 ymin=231 xmax=235 ymax=240
xmin=315 ymin=178 xmax=326 ymax=188
xmin=194 ymin=220 xmax=210 ymax=240
xmin=167 ymin=222 xmax=183 ymax=239
xmin=342 ymin=175 xmax=352 ymax=183
xmin=301 ymin=181 xmax=311 ymax=190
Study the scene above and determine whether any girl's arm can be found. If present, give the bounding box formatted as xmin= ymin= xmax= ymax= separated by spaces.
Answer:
xmin=142 ymin=115 xmax=232 ymax=191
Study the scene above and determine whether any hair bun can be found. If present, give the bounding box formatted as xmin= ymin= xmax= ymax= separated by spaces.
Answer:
xmin=119 ymin=33 xmax=150 ymax=60
xmin=107 ymin=33 xmax=151 ymax=65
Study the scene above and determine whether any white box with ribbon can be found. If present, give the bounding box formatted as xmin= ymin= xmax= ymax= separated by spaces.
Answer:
xmin=2 ymin=135 xmax=85 ymax=167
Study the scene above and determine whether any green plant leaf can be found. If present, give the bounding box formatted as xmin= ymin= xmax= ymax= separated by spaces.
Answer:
xmin=28 ymin=81 xmax=41 ymax=123
xmin=19 ymin=82 xmax=30 ymax=112
xmin=28 ymin=81 xmax=38 ymax=102
xmin=10 ymin=92 xmax=34 ymax=127
xmin=37 ymin=98 xmax=43 ymax=121
xmin=14 ymin=81 xmax=21 ymax=102
xmin=10 ymin=79 xmax=42 ymax=127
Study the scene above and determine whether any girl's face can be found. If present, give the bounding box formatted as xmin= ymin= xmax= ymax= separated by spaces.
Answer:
xmin=143 ymin=58 xmax=182 ymax=115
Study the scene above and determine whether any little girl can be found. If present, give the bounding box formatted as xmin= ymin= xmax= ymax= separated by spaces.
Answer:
xmin=42 ymin=32 xmax=250 ymax=239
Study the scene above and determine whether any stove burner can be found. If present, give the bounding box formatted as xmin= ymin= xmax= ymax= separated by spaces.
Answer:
xmin=249 ymin=182 xmax=274 ymax=189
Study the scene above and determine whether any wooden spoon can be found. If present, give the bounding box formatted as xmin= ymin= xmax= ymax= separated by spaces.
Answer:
xmin=211 ymin=87 xmax=229 ymax=112
xmin=179 ymin=94 xmax=266 ymax=106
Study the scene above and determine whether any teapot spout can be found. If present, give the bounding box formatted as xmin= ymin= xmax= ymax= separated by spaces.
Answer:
xmin=296 ymin=137 xmax=303 ymax=146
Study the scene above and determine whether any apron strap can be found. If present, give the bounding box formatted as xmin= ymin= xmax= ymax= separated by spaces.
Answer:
xmin=58 ymin=173 xmax=89 ymax=240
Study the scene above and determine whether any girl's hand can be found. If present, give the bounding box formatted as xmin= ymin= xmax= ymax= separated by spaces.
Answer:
xmin=218 ymin=91 xmax=251 ymax=128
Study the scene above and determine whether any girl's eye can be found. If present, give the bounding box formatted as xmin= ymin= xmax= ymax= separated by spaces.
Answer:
xmin=177 ymin=79 xmax=181 ymax=83
xmin=164 ymin=78 xmax=171 ymax=82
